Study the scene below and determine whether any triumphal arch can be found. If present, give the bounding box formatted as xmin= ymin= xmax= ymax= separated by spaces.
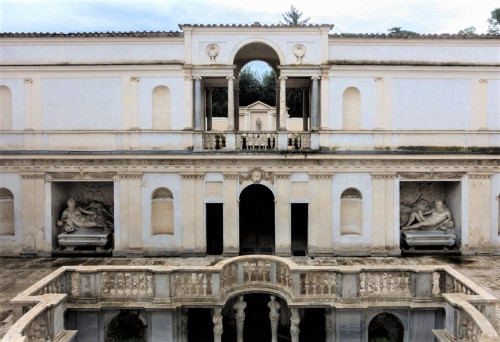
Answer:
xmin=0 ymin=23 xmax=499 ymax=341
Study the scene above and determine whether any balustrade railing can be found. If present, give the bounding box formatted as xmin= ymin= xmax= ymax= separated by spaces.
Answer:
xmin=203 ymin=131 xmax=311 ymax=151
xmin=3 ymin=258 xmax=499 ymax=342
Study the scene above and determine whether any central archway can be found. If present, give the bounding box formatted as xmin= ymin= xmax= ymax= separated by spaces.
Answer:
xmin=239 ymin=184 xmax=275 ymax=254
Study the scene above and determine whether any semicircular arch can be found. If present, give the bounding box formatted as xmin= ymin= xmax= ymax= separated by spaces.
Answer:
xmin=230 ymin=38 xmax=286 ymax=71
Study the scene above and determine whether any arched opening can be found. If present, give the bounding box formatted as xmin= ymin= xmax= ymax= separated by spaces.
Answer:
xmin=239 ymin=184 xmax=275 ymax=254
xmin=151 ymin=187 xmax=174 ymax=235
xmin=342 ymin=87 xmax=361 ymax=130
xmin=340 ymin=188 xmax=363 ymax=235
xmin=0 ymin=86 xmax=12 ymax=130
xmin=105 ymin=310 xmax=146 ymax=342
xmin=0 ymin=188 xmax=14 ymax=235
xmin=368 ymin=313 xmax=404 ymax=342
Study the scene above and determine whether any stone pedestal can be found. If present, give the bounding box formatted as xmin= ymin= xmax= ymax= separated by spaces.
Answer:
xmin=58 ymin=229 xmax=111 ymax=252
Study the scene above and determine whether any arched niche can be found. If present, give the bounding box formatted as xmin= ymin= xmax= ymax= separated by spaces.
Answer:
xmin=0 ymin=86 xmax=12 ymax=130
xmin=342 ymin=87 xmax=361 ymax=130
xmin=0 ymin=188 xmax=14 ymax=235
xmin=340 ymin=188 xmax=363 ymax=235
xmin=105 ymin=310 xmax=147 ymax=342
xmin=152 ymin=86 xmax=171 ymax=130
xmin=151 ymin=187 xmax=174 ymax=235
xmin=368 ymin=312 xmax=405 ymax=342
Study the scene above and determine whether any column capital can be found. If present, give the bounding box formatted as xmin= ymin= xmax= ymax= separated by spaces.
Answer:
xmin=275 ymin=172 xmax=291 ymax=179
xmin=279 ymin=76 xmax=288 ymax=81
xmin=375 ymin=77 xmax=384 ymax=82
xmin=309 ymin=172 xmax=333 ymax=180
xmin=468 ymin=172 xmax=493 ymax=179
xmin=180 ymin=172 xmax=204 ymax=180
xmin=24 ymin=78 xmax=33 ymax=84
xmin=479 ymin=79 xmax=488 ymax=84
xmin=192 ymin=76 xmax=203 ymax=80
xmin=226 ymin=75 xmax=235 ymax=80
xmin=223 ymin=173 xmax=238 ymax=180
xmin=130 ymin=77 xmax=140 ymax=82
xmin=311 ymin=76 xmax=320 ymax=80
xmin=371 ymin=172 xmax=396 ymax=179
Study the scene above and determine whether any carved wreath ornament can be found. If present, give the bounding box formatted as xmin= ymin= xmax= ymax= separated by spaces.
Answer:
xmin=239 ymin=167 xmax=274 ymax=185
xmin=292 ymin=44 xmax=306 ymax=63
xmin=206 ymin=43 xmax=220 ymax=62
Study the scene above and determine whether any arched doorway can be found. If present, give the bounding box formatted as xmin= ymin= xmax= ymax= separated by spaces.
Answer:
xmin=368 ymin=312 xmax=404 ymax=342
xmin=239 ymin=184 xmax=275 ymax=254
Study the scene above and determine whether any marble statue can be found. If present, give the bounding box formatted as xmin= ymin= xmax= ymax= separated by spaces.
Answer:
xmin=402 ymin=200 xmax=453 ymax=231
xmin=212 ymin=307 xmax=223 ymax=342
xmin=268 ymin=295 xmax=280 ymax=342
xmin=57 ymin=198 xmax=113 ymax=233
xmin=256 ymin=117 xmax=262 ymax=131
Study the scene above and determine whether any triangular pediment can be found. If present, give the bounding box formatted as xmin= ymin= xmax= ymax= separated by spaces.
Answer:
xmin=241 ymin=101 xmax=275 ymax=110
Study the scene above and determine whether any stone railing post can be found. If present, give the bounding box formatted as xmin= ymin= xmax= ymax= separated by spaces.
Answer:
xmin=341 ymin=271 xmax=359 ymax=302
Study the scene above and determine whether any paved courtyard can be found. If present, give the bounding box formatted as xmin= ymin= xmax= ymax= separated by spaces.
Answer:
xmin=0 ymin=255 xmax=499 ymax=338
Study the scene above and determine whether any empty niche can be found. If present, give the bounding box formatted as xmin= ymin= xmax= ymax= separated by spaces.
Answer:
xmin=151 ymin=187 xmax=174 ymax=235
xmin=340 ymin=188 xmax=363 ymax=235
xmin=152 ymin=86 xmax=171 ymax=130
xmin=342 ymin=87 xmax=361 ymax=130
xmin=0 ymin=86 xmax=12 ymax=130
xmin=0 ymin=188 xmax=14 ymax=235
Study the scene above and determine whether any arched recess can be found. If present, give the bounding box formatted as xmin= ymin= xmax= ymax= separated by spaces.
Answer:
xmin=340 ymin=188 xmax=363 ymax=235
xmin=239 ymin=184 xmax=275 ymax=254
xmin=0 ymin=86 xmax=12 ymax=130
xmin=105 ymin=310 xmax=147 ymax=342
xmin=342 ymin=87 xmax=361 ymax=130
xmin=368 ymin=312 xmax=405 ymax=342
xmin=0 ymin=188 xmax=14 ymax=235
xmin=151 ymin=187 xmax=174 ymax=235
xmin=152 ymin=86 xmax=171 ymax=130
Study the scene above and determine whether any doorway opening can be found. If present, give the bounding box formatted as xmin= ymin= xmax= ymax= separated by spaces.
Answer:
xmin=239 ymin=184 xmax=275 ymax=254
xmin=368 ymin=313 xmax=404 ymax=342
xmin=291 ymin=203 xmax=308 ymax=256
xmin=206 ymin=203 xmax=223 ymax=255
xmin=188 ymin=308 xmax=214 ymax=342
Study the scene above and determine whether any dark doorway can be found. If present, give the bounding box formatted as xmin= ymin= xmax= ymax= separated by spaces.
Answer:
xmin=291 ymin=203 xmax=308 ymax=256
xmin=299 ymin=308 xmax=326 ymax=342
xmin=105 ymin=310 xmax=146 ymax=342
xmin=368 ymin=313 xmax=404 ymax=342
xmin=239 ymin=185 xmax=275 ymax=254
xmin=188 ymin=308 xmax=214 ymax=342
xmin=206 ymin=203 xmax=223 ymax=255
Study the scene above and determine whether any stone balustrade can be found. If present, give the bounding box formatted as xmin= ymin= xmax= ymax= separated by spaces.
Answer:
xmin=2 ymin=256 xmax=498 ymax=342
xmin=203 ymin=131 xmax=311 ymax=151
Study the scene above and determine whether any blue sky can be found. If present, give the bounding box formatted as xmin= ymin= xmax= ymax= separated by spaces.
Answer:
xmin=1 ymin=0 xmax=498 ymax=34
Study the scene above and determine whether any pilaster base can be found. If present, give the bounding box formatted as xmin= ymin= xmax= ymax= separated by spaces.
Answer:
xmin=275 ymin=247 xmax=291 ymax=257
xmin=223 ymin=247 xmax=239 ymax=257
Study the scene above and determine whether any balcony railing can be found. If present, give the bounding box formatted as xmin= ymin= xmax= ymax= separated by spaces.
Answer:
xmin=2 ymin=256 xmax=499 ymax=342
xmin=203 ymin=131 xmax=311 ymax=151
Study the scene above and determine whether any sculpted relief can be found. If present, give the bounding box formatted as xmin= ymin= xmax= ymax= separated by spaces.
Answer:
xmin=57 ymin=198 xmax=113 ymax=233
xmin=400 ymin=198 xmax=453 ymax=231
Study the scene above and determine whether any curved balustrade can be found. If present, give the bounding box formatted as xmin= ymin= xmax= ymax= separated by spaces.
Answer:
xmin=2 ymin=256 xmax=499 ymax=342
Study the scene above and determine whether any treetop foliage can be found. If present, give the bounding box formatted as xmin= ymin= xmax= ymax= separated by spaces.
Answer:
xmin=487 ymin=8 xmax=500 ymax=34
xmin=387 ymin=27 xmax=418 ymax=35
xmin=280 ymin=5 xmax=310 ymax=26
xmin=457 ymin=26 xmax=476 ymax=35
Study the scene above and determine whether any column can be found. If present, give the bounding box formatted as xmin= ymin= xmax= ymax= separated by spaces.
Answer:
xmin=227 ymin=76 xmax=235 ymax=131
xmin=268 ymin=295 xmax=280 ymax=342
xmin=194 ymin=76 xmax=203 ymax=131
xmin=234 ymin=79 xmax=240 ymax=131
xmin=213 ymin=307 xmax=223 ymax=342
xmin=290 ymin=308 xmax=300 ymax=342
xmin=311 ymin=76 xmax=319 ymax=131
xmin=233 ymin=296 xmax=247 ymax=342
xmin=468 ymin=173 xmax=492 ymax=251
xmin=275 ymin=84 xmax=280 ymax=130
xmin=223 ymin=173 xmax=239 ymax=256
xmin=320 ymin=68 xmax=330 ymax=129
xmin=302 ymin=88 xmax=309 ymax=131
xmin=276 ymin=173 xmax=291 ymax=256
xmin=279 ymin=76 xmax=287 ymax=130
xmin=207 ymin=88 xmax=213 ymax=131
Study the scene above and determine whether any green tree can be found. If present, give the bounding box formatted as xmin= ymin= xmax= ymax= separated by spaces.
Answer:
xmin=487 ymin=8 xmax=500 ymax=34
xmin=280 ymin=5 xmax=310 ymax=26
xmin=238 ymin=65 xmax=263 ymax=106
xmin=387 ymin=27 xmax=418 ymax=35
xmin=458 ymin=26 xmax=476 ymax=35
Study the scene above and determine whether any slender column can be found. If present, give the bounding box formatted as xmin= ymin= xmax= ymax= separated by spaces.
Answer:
xmin=234 ymin=79 xmax=240 ymax=131
xmin=207 ymin=88 xmax=213 ymax=131
xmin=290 ymin=308 xmax=300 ymax=342
xmin=279 ymin=76 xmax=287 ymax=130
xmin=227 ymin=76 xmax=235 ymax=131
xmin=275 ymin=84 xmax=280 ymax=130
xmin=213 ymin=307 xmax=223 ymax=342
xmin=268 ymin=295 xmax=280 ymax=342
xmin=194 ymin=76 xmax=203 ymax=130
xmin=311 ymin=76 xmax=319 ymax=131
xmin=302 ymin=88 xmax=308 ymax=131
xmin=233 ymin=296 xmax=247 ymax=342
xmin=180 ymin=308 xmax=188 ymax=342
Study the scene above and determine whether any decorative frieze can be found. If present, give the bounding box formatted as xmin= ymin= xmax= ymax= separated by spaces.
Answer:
xmin=45 ymin=171 xmax=117 ymax=182
xmin=100 ymin=272 xmax=153 ymax=298
xmin=359 ymin=272 xmax=412 ymax=298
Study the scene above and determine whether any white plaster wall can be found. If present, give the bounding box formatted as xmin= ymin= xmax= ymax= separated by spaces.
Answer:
xmin=329 ymin=134 xmax=374 ymax=150
xmin=42 ymin=78 xmax=122 ymax=130
xmin=0 ymin=134 xmax=24 ymax=149
xmin=139 ymin=133 xmax=187 ymax=150
xmin=138 ymin=77 xmax=185 ymax=130
xmin=329 ymin=44 xmax=500 ymax=64
xmin=191 ymin=33 xmax=322 ymax=65
xmin=1 ymin=43 xmax=184 ymax=65
xmin=141 ymin=173 xmax=182 ymax=250
xmin=204 ymin=173 xmax=224 ymax=203
xmin=332 ymin=173 xmax=372 ymax=247
xmin=0 ymin=79 xmax=25 ymax=130
xmin=0 ymin=174 xmax=23 ymax=249
xmin=329 ymin=78 xmax=376 ymax=130
xmin=487 ymin=80 xmax=500 ymax=130
xmin=392 ymin=79 xmax=470 ymax=130
xmin=491 ymin=173 xmax=500 ymax=247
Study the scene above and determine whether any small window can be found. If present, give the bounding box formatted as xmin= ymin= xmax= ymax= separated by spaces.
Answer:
xmin=151 ymin=187 xmax=174 ymax=235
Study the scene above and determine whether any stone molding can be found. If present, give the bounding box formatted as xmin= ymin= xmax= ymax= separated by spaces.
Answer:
xmin=223 ymin=173 xmax=238 ymax=180
xmin=20 ymin=173 xmax=44 ymax=179
xmin=117 ymin=173 xmax=142 ymax=180
xmin=180 ymin=172 xmax=204 ymax=180
xmin=371 ymin=172 xmax=396 ymax=179
xmin=397 ymin=171 xmax=465 ymax=180
xmin=309 ymin=173 xmax=333 ymax=180
xmin=45 ymin=171 xmax=118 ymax=182
xmin=468 ymin=172 xmax=494 ymax=179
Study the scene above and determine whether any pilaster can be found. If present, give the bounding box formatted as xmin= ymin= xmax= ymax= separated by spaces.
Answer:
xmin=309 ymin=173 xmax=333 ymax=256
xmin=320 ymin=67 xmax=330 ymax=129
xmin=116 ymin=173 xmax=143 ymax=254
xmin=467 ymin=172 xmax=493 ymax=252
xmin=20 ymin=173 xmax=45 ymax=254
xmin=180 ymin=173 xmax=205 ymax=256
xmin=275 ymin=173 xmax=291 ymax=256
xmin=223 ymin=173 xmax=239 ymax=256
xmin=371 ymin=173 xmax=398 ymax=255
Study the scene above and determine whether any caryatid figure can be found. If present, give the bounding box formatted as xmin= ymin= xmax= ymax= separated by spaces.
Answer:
xmin=233 ymin=296 xmax=247 ymax=342
xmin=268 ymin=295 xmax=281 ymax=342
xmin=212 ymin=307 xmax=223 ymax=342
